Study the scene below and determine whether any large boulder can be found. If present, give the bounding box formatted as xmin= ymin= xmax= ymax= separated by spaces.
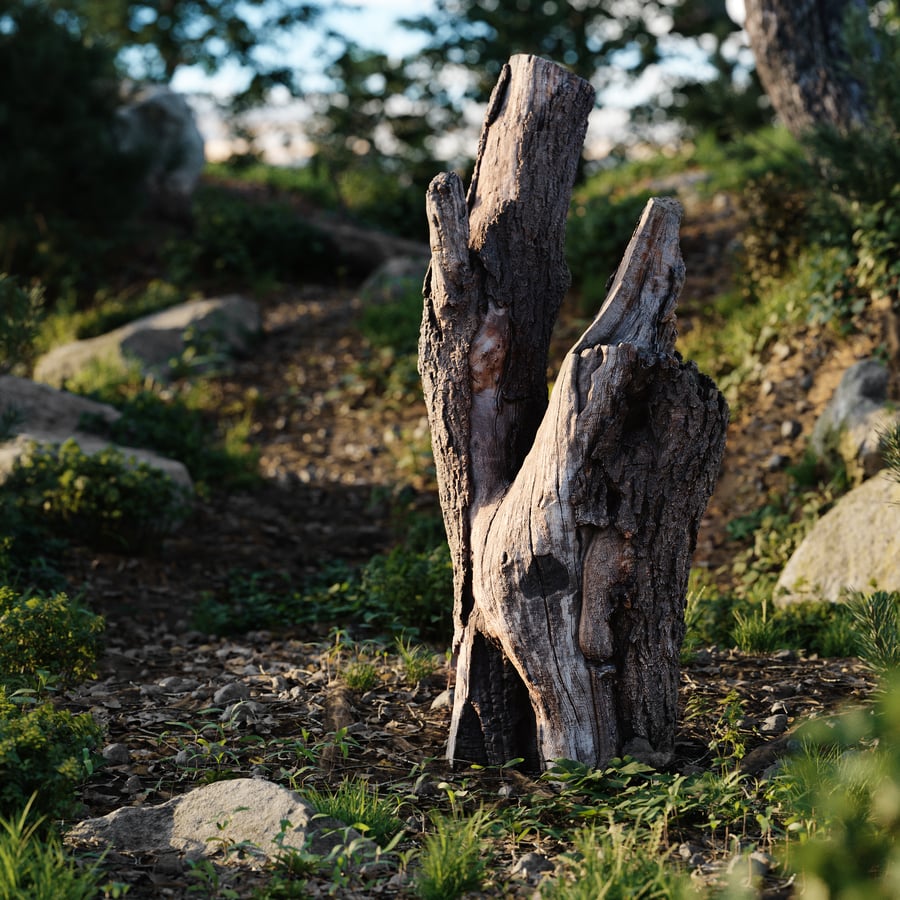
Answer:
xmin=775 ymin=471 xmax=900 ymax=604
xmin=66 ymin=778 xmax=366 ymax=863
xmin=33 ymin=296 xmax=260 ymax=388
xmin=116 ymin=85 xmax=205 ymax=220
xmin=810 ymin=359 xmax=900 ymax=483
xmin=0 ymin=375 xmax=191 ymax=490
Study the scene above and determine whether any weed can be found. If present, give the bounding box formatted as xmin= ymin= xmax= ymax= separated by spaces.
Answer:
xmin=0 ymin=274 xmax=43 ymax=375
xmin=396 ymin=637 xmax=440 ymax=685
xmin=304 ymin=777 xmax=403 ymax=847
xmin=342 ymin=660 xmax=380 ymax=692
xmin=80 ymin=386 xmax=260 ymax=492
xmin=0 ymin=796 xmax=102 ymax=899
xmin=415 ymin=807 xmax=491 ymax=900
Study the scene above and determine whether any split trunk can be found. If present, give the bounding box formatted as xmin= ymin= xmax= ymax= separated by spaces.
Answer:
xmin=419 ymin=55 xmax=728 ymax=772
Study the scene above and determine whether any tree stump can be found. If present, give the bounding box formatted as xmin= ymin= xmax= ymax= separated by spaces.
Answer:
xmin=419 ymin=55 xmax=728 ymax=772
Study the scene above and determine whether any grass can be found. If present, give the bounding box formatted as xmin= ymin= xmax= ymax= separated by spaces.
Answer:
xmin=303 ymin=777 xmax=403 ymax=847
xmin=0 ymin=798 xmax=102 ymax=899
xmin=415 ymin=808 xmax=491 ymax=900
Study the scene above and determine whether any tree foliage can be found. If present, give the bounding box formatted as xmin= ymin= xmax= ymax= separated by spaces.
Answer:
xmin=400 ymin=0 xmax=766 ymax=143
xmin=42 ymin=0 xmax=322 ymax=106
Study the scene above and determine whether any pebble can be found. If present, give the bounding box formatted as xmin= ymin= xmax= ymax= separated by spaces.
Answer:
xmin=780 ymin=419 xmax=801 ymax=440
xmin=760 ymin=714 xmax=789 ymax=735
xmin=507 ymin=852 xmax=553 ymax=883
xmin=764 ymin=453 xmax=789 ymax=471
xmin=101 ymin=743 xmax=131 ymax=765
xmin=213 ymin=681 xmax=251 ymax=705
xmin=430 ymin=688 xmax=454 ymax=710
xmin=124 ymin=774 xmax=143 ymax=794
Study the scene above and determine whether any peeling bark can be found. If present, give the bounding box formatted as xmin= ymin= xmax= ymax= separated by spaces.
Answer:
xmin=419 ymin=55 xmax=728 ymax=771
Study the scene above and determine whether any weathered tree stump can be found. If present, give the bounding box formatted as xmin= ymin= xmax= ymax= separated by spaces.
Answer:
xmin=419 ymin=55 xmax=728 ymax=772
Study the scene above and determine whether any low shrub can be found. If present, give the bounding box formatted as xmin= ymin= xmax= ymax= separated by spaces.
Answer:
xmin=0 ymin=690 xmax=102 ymax=820
xmin=0 ymin=588 xmax=103 ymax=688
xmin=164 ymin=187 xmax=339 ymax=289
xmin=193 ymin=541 xmax=453 ymax=641
xmin=2 ymin=439 xmax=190 ymax=553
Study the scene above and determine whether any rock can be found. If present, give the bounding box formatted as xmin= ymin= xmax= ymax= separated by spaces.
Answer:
xmin=66 ymin=778 xmax=366 ymax=863
xmin=101 ymin=743 xmax=131 ymax=765
xmin=33 ymin=296 xmax=261 ymax=388
xmin=508 ymin=852 xmax=553 ymax=883
xmin=764 ymin=452 xmax=789 ymax=471
xmin=760 ymin=714 xmax=789 ymax=735
xmin=116 ymin=86 xmax=205 ymax=220
xmin=780 ymin=419 xmax=801 ymax=440
xmin=430 ymin=688 xmax=454 ymax=710
xmin=357 ymin=256 xmax=427 ymax=305
xmin=213 ymin=682 xmax=251 ymax=705
xmin=0 ymin=375 xmax=192 ymax=491
xmin=622 ymin=736 xmax=672 ymax=769
xmin=810 ymin=359 xmax=900 ymax=482
xmin=775 ymin=471 xmax=900 ymax=604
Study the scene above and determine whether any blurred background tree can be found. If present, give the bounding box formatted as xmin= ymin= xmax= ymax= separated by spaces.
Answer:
xmin=40 ymin=0 xmax=323 ymax=107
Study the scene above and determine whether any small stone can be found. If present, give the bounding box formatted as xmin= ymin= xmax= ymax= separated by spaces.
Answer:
xmin=124 ymin=774 xmax=143 ymax=794
xmin=772 ymin=341 xmax=791 ymax=362
xmin=728 ymin=850 xmax=773 ymax=879
xmin=213 ymin=682 xmax=251 ymax=705
xmin=760 ymin=714 xmax=789 ymax=735
xmin=508 ymin=852 xmax=553 ymax=883
xmin=773 ymin=649 xmax=797 ymax=662
xmin=760 ymin=380 xmax=775 ymax=397
xmin=430 ymin=688 xmax=454 ymax=710
xmin=765 ymin=453 xmax=789 ymax=471
xmin=102 ymin=743 xmax=131 ymax=765
xmin=498 ymin=783 xmax=515 ymax=799
xmin=174 ymin=749 xmax=193 ymax=766
xmin=800 ymin=372 xmax=814 ymax=390
xmin=220 ymin=700 xmax=265 ymax=723
xmin=780 ymin=420 xmax=801 ymax=440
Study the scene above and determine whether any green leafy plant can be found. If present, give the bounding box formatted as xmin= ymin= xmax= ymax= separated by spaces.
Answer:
xmin=415 ymin=807 xmax=491 ymax=900
xmin=0 ymin=796 xmax=102 ymax=899
xmin=304 ymin=777 xmax=403 ymax=847
xmin=2 ymin=439 xmax=190 ymax=553
xmin=0 ymin=689 xmax=103 ymax=820
xmin=0 ymin=587 xmax=103 ymax=688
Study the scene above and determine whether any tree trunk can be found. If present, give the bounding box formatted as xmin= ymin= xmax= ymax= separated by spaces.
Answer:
xmin=419 ymin=55 xmax=728 ymax=772
xmin=743 ymin=0 xmax=871 ymax=138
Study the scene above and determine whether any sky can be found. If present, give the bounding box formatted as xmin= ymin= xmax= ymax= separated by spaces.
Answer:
xmin=175 ymin=0 xmax=749 ymax=164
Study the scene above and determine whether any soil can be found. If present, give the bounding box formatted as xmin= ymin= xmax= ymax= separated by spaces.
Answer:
xmin=55 ymin=189 xmax=898 ymax=897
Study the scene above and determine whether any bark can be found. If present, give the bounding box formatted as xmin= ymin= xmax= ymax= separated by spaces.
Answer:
xmin=419 ymin=55 xmax=728 ymax=772
xmin=743 ymin=0 xmax=871 ymax=138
